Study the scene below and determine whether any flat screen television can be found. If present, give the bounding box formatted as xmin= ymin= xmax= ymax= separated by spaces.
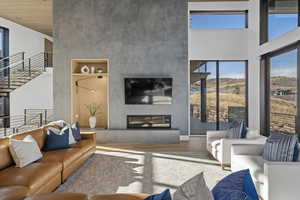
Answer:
xmin=125 ymin=78 xmax=172 ymax=104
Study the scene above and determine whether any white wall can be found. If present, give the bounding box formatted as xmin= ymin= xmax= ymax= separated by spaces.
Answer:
xmin=190 ymin=29 xmax=248 ymax=60
xmin=0 ymin=17 xmax=52 ymax=58
xmin=10 ymin=68 xmax=53 ymax=116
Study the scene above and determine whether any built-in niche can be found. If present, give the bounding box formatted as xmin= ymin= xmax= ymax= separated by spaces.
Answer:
xmin=71 ymin=59 xmax=109 ymax=129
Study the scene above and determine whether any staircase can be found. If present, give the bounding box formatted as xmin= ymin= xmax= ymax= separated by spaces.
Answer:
xmin=0 ymin=52 xmax=52 ymax=96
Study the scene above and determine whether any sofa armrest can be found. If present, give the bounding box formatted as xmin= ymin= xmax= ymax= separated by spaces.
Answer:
xmin=264 ymin=161 xmax=300 ymax=200
xmin=80 ymin=131 xmax=96 ymax=144
xmin=207 ymin=130 xmax=227 ymax=140
xmin=231 ymin=144 xmax=264 ymax=156
xmin=218 ymin=137 xmax=266 ymax=164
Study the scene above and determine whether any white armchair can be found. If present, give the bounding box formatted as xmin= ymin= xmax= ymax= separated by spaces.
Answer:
xmin=206 ymin=129 xmax=266 ymax=169
xmin=231 ymin=144 xmax=300 ymax=200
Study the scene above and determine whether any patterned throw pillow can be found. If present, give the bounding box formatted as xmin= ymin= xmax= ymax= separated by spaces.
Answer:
xmin=226 ymin=121 xmax=247 ymax=139
xmin=144 ymin=189 xmax=171 ymax=200
xmin=263 ymin=132 xmax=299 ymax=162
xmin=212 ymin=169 xmax=259 ymax=200
xmin=173 ymin=172 xmax=213 ymax=200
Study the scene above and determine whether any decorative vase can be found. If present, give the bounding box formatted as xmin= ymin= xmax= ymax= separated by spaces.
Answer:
xmin=91 ymin=66 xmax=95 ymax=74
xmin=89 ymin=116 xmax=96 ymax=129
xmin=81 ymin=65 xmax=90 ymax=74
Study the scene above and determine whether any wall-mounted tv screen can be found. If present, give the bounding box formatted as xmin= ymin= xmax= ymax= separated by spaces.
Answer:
xmin=125 ymin=78 xmax=172 ymax=104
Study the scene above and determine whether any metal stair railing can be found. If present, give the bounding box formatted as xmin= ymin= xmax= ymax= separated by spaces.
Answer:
xmin=0 ymin=110 xmax=53 ymax=138
xmin=0 ymin=52 xmax=52 ymax=89
xmin=0 ymin=52 xmax=25 ymax=70
xmin=24 ymin=108 xmax=54 ymax=125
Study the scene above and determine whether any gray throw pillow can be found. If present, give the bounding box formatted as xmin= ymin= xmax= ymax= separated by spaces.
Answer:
xmin=263 ymin=132 xmax=299 ymax=162
xmin=173 ymin=172 xmax=213 ymax=200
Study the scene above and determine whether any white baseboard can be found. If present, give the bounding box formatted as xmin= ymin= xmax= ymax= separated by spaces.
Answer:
xmin=180 ymin=135 xmax=190 ymax=141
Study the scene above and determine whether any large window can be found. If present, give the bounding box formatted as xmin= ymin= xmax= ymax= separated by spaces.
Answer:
xmin=0 ymin=27 xmax=8 ymax=59
xmin=261 ymin=43 xmax=300 ymax=136
xmin=190 ymin=11 xmax=248 ymax=29
xmin=190 ymin=61 xmax=248 ymax=135
xmin=261 ymin=0 xmax=299 ymax=43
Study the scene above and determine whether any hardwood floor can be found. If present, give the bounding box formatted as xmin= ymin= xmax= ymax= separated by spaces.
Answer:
xmin=96 ymin=136 xmax=207 ymax=153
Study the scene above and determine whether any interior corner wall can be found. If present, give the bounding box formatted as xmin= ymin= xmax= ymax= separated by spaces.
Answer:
xmin=10 ymin=69 xmax=53 ymax=116
xmin=53 ymin=0 xmax=189 ymax=135
xmin=0 ymin=17 xmax=52 ymax=58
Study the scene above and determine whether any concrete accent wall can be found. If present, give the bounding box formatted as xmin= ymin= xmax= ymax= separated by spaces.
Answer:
xmin=53 ymin=0 xmax=189 ymax=135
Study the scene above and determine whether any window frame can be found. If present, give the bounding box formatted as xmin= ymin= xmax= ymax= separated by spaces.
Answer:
xmin=260 ymin=41 xmax=300 ymax=136
xmin=189 ymin=10 xmax=249 ymax=29
xmin=191 ymin=60 xmax=249 ymax=131
xmin=260 ymin=0 xmax=300 ymax=44
xmin=0 ymin=26 xmax=9 ymax=59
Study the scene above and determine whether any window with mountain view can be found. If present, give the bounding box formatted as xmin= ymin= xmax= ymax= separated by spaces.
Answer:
xmin=270 ymin=49 xmax=297 ymax=134
xmin=190 ymin=61 xmax=247 ymax=135
xmin=0 ymin=28 xmax=4 ymax=59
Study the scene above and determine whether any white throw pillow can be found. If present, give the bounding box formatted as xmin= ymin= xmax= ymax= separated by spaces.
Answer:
xmin=9 ymin=135 xmax=43 ymax=168
xmin=49 ymin=126 xmax=76 ymax=145
xmin=173 ymin=172 xmax=213 ymax=200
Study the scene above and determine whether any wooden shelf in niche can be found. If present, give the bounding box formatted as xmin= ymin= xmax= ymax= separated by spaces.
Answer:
xmin=72 ymin=73 xmax=108 ymax=76
xmin=71 ymin=59 xmax=109 ymax=129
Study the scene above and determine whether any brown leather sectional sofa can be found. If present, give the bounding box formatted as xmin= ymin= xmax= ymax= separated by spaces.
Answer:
xmin=0 ymin=125 xmax=96 ymax=200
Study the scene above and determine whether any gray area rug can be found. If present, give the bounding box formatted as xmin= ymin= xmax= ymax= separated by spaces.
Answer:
xmin=56 ymin=151 xmax=229 ymax=196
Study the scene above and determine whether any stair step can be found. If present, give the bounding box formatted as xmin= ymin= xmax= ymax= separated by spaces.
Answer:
xmin=0 ymin=89 xmax=14 ymax=93
xmin=0 ymin=92 xmax=9 ymax=97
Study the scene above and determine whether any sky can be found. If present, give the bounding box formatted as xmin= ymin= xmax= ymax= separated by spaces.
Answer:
xmin=191 ymin=13 xmax=298 ymax=78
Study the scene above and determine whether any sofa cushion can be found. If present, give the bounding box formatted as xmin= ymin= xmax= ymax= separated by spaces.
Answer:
xmin=174 ymin=172 xmax=213 ymax=200
xmin=212 ymin=169 xmax=259 ymax=200
xmin=0 ymin=144 xmax=14 ymax=170
xmin=71 ymin=123 xmax=82 ymax=142
xmin=43 ymin=128 xmax=70 ymax=152
xmin=90 ymin=194 xmax=150 ymax=200
xmin=9 ymin=135 xmax=43 ymax=168
xmin=232 ymin=155 xmax=265 ymax=184
xmin=41 ymin=148 xmax=82 ymax=168
xmin=11 ymin=128 xmax=46 ymax=149
xmin=0 ymin=186 xmax=28 ymax=200
xmin=145 ymin=189 xmax=171 ymax=200
xmin=26 ymin=193 xmax=88 ymax=200
xmin=263 ymin=132 xmax=299 ymax=162
xmin=0 ymin=162 xmax=62 ymax=191
xmin=71 ymin=139 xmax=94 ymax=153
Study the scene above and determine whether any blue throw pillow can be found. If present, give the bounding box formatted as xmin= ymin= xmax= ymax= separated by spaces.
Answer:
xmin=71 ymin=122 xmax=81 ymax=141
xmin=240 ymin=121 xmax=248 ymax=139
xmin=43 ymin=127 xmax=70 ymax=151
xmin=212 ymin=169 xmax=259 ymax=200
xmin=144 ymin=189 xmax=171 ymax=200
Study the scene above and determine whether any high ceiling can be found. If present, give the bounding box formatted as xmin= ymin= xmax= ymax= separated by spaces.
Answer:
xmin=0 ymin=0 xmax=248 ymax=36
xmin=0 ymin=0 xmax=52 ymax=36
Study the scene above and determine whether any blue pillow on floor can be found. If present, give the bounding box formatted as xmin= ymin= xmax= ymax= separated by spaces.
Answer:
xmin=71 ymin=122 xmax=81 ymax=141
xmin=144 ymin=189 xmax=171 ymax=200
xmin=43 ymin=127 xmax=70 ymax=151
xmin=212 ymin=169 xmax=259 ymax=200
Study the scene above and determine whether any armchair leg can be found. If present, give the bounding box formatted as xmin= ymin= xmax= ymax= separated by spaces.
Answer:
xmin=220 ymin=163 xmax=230 ymax=170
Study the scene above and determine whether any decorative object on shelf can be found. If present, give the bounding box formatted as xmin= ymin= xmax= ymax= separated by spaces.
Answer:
xmin=96 ymin=68 xmax=103 ymax=74
xmin=86 ymin=103 xmax=101 ymax=129
xmin=91 ymin=66 xmax=95 ymax=74
xmin=81 ymin=65 xmax=90 ymax=74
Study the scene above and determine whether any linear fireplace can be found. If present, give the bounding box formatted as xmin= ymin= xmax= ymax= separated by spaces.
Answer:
xmin=127 ymin=115 xmax=171 ymax=129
